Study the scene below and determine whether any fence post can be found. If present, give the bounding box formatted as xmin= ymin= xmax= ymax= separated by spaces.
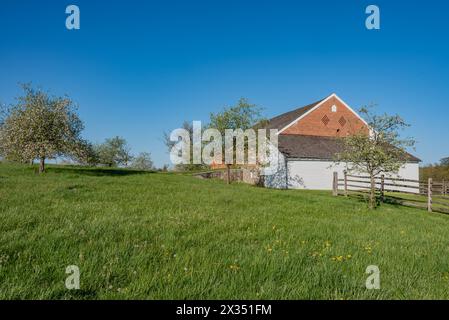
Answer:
xmin=428 ymin=178 xmax=432 ymax=212
xmin=343 ymin=170 xmax=348 ymax=197
xmin=380 ymin=174 xmax=385 ymax=203
xmin=332 ymin=172 xmax=338 ymax=196
xmin=443 ymin=179 xmax=446 ymax=196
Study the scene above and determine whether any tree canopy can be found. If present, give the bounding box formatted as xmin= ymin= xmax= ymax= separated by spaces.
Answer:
xmin=0 ymin=84 xmax=86 ymax=172
xmin=209 ymin=97 xmax=264 ymax=132
xmin=336 ymin=106 xmax=415 ymax=208
xmin=95 ymin=136 xmax=132 ymax=167
xmin=440 ymin=157 xmax=449 ymax=167
xmin=131 ymin=152 xmax=154 ymax=171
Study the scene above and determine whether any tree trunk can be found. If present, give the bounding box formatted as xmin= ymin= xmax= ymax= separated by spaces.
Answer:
xmin=29 ymin=159 xmax=34 ymax=166
xmin=39 ymin=157 xmax=45 ymax=173
xmin=369 ymin=173 xmax=376 ymax=209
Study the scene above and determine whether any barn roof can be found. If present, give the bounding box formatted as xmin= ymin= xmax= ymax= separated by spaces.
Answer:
xmin=265 ymin=98 xmax=324 ymax=130
xmin=278 ymin=134 xmax=421 ymax=162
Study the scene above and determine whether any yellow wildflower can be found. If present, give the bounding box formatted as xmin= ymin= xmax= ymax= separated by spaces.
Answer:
xmin=229 ymin=264 xmax=240 ymax=271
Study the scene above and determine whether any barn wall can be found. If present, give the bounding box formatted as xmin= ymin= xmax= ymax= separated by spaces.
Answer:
xmin=382 ymin=163 xmax=420 ymax=193
xmin=285 ymin=160 xmax=420 ymax=191
xmin=262 ymin=147 xmax=288 ymax=189
xmin=282 ymin=96 xmax=368 ymax=137
xmin=286 ymin=160 xmax=347 ymax=190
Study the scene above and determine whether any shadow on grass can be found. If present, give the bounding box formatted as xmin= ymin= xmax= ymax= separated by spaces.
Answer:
xmin=344 ymin=191 xmax=449 ymax=214
xmin=47 ymin=166 xmax=155 ymax=177
xmin=345 ymin=192 xmax=411 ymax=208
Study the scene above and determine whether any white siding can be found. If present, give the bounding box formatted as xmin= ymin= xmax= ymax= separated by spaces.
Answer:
xmin=262 ymin=144 xmax=288 ymax=189
xmin=287 ymin=160 xmax=347 ymax=190
xmin=382 ymin=163 xmax=420 ymax=193
xmin=266 ymin=159 xmax=419 ymax=191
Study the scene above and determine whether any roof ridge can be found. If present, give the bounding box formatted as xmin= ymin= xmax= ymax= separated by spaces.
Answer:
xmin=268 ymin=98 xmax=325 ymax=122
xmin=265 ymin=97 xmax=327 ymax=131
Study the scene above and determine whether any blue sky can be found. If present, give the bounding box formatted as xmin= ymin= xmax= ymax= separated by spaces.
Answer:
xmin=1 ymin=0 xmax=448 ymax=166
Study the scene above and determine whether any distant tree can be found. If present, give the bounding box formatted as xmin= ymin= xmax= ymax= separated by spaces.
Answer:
xmin=420 ymin=162 xmax=449 ymax=181
xmin=131 ymin=152 xmax=154 ymax=171
xmin=209 ymin=98 xmax=264 ymax=134
xmin=163 ymin=121 xmax=207 ymax=172
xmin=163 ymin=98 xmax=264 ymax=171
xmin=440 ymin=157 xmax=449 ymax=166
xmin=420 ymin=157 xmax=449 ymax=182
xmin=96 ymin=136 xmax=132 ymax=167
xmin=0 ymin=84 xmax=86 ymax=173
xmin=337 ymin=107 xmax=415 ymax=209
xmin=71 ymin=140 xmax=99 ymax=166
xmin=209 ymin=98 xmax=265 ymax=168
xmin=0 ymin=103 xmax=6 ymax=160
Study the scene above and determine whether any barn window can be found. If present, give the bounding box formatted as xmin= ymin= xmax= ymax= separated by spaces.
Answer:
xmin=339 ymin=116 xmax=347 ymax=127
xmin=321 ymin=115 xmax=330 ymax=126
xmin=331 ymin=105 xmax=337 ymax=112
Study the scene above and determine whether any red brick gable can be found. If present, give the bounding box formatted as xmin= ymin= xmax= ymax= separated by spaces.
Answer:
xmin=281 ymin=95 xmax=368 ymax=137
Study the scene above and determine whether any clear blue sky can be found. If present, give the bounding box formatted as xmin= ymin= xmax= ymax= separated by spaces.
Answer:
xmin=1 ymin=0 xmax=448 ymax=166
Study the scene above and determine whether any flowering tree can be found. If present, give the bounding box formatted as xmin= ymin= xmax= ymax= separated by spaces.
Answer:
xmin=0 ymin=84 xmax=86 ymax=173
xmin=95 ymin=136 xmax=132 ymax=167
xmin=336 ymin=107 xmax=415 ymax=209
xmin=131 ymin=152 xmax=154 ymax=171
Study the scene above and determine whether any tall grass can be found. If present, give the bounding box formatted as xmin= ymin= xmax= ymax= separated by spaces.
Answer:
xmin=1 ymin=163 xmax=449 ymax=299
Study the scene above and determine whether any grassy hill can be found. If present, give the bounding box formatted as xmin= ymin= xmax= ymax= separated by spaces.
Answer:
xmin=1 ymin=163 xmax=449 ymax=299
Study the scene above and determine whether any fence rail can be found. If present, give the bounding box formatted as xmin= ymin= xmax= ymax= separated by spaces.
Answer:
xmin=333 ymin=171 xmax=449 ymax=214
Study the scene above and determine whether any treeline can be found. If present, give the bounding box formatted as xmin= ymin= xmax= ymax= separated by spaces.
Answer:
xmin=0 ymin=84 xmax=165 ymax=173
xmin=420 ymin=157 xmax=449 ymax=181
xmin=77 ymin=136 xmax=161 ymax=172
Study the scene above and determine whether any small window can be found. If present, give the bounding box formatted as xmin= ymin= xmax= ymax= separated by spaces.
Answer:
xmin=321 ymin=115 xmax=330 ymax=126
xmin=339 ymin=116 xmax=347 ymax=127
xmin=331 ymin=105 xmax=337 ymax=112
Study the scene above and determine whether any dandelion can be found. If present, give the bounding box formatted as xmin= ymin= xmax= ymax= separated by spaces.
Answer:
xmin=331 ymin=255 xmax=351 ymax=262
xmin=229 ymin=264 xmax=240 ymax=271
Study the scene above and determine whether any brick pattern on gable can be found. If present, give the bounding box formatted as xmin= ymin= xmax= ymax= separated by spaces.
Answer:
xmin=281 ymin=96 xmax=368 ymax=137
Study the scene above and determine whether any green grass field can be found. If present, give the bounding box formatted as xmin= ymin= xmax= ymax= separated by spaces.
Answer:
xmin=1 ymin=163 xmax=449 ymax=299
